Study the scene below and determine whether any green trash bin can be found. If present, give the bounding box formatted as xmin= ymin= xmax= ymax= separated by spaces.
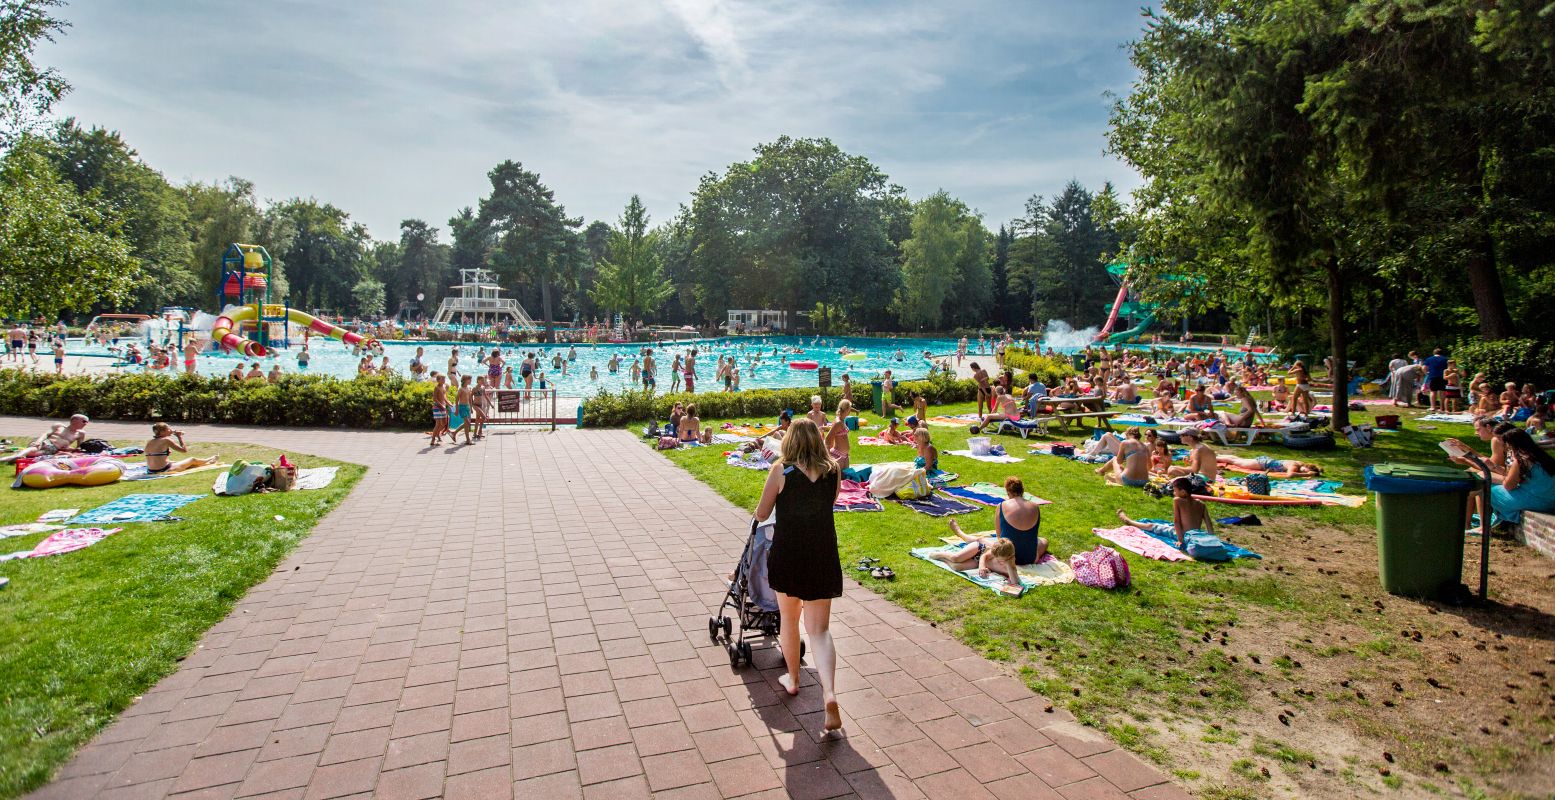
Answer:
xmin=1363 ymin=464 xmax=1479 ymax=599
xmin=1070 ymin=353 xmax=1086 ymax=371
xmin=870 ymin=381 xmax=884 ymax=417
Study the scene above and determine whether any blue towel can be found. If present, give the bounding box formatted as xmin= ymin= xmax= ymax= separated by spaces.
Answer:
xmin=71 ymin=494 xmax=205 ymax=524
xmin=1138 ymin=519 xmax=1261 ymax=560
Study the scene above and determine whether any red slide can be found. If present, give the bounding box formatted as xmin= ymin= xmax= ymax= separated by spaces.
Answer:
xmin=1095 ymin=280 xmax=1129 ymax=341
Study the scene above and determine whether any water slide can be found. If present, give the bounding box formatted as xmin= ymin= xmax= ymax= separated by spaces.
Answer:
xmin=1095 ymin=280 xmax=1131 ymax=341
xmin=210 ymin=304 xmax=376 ymax=357
xmin=1105 ymin=310 xmax=1157 ymax=344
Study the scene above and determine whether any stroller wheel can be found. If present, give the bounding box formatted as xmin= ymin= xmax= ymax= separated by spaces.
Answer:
xmin=708 ymin=617 xmax=720 ymax=644
xmin=738 ymin=641 xmax=753 ymax=666
xmin=721 ymin=616 xmax=733 ymax=638
xmin=727 ymin=643 xmax=743 ymax=668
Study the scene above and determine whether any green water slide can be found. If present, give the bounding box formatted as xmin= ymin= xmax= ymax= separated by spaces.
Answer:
xmin=1100 ymin=262 xmax=1197 ymax=343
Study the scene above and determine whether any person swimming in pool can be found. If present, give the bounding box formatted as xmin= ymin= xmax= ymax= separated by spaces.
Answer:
xmin=144 ymin=422 xmax=219 ymax=474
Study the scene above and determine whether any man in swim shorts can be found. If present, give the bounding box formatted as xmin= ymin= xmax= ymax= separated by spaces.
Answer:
xmin=430 ymin=373 xmax=450 ymax=444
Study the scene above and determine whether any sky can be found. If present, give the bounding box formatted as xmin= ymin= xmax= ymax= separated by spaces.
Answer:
xmin=41 ymin=0 xmax=1147 ymax=240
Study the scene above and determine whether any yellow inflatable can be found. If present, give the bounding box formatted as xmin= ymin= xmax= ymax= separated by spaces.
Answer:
xmin=17 ymin=456 xmax=125 ymax=489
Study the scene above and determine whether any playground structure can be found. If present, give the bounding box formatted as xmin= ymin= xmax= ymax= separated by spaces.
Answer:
xmin=431 ymin=268 xmax=539 ymax=329
xmin=209 ymin=243 xmax=376 ymax=357
xmin=1095 ymin=261 xmax=1196 ymax=344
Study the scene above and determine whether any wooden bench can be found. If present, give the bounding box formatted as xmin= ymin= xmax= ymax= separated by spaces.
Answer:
xmin=1052 ymin=411 xmax=1119 ymax=432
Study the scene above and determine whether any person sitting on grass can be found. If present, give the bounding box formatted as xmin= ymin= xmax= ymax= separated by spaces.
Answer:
xmin=1167 ymin=429 xmax=1218 ymax=481
xmin=0 ymin=423 xmax=73 ymax=463
xmin=678 ymin=403 xmax=710 ymax=444
xmin=1152 ymin=389 xmax=1177 ymax=419
xmin=1500 ymin=382 xmax=1522 ymax=419
xmin=1109 ymin=376 xmax=1139 ymax=404
xmin=1117 ymin=475 xmax=1214 ymax=550
xmin=912 ymin=427 xmax=938 ymax=472
xmin=1467 ymin=425 xmax=1555 ymax=529
xmin=1183 ymin=384 xmax=1215 ymax=421
xmin=1215 ymin=452 xmax=1322 ymax=478
xmin=1269 ymin=380 xmax=1290 ymax=412
xmin=827 ymin=400 xmax=853 ymax=468
xmin=144 ymin=422 xmax=219 ymax=474
xmin=1097 ymin=427 xmax=1151 ymax=487
xmin=881 ymin=417 xmax=910 ymax=444
xmin=934 ymin=477 xmax=1046 ymax=582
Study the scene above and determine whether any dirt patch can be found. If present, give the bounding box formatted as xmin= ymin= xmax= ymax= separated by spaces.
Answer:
xmin=1031 ymin=517 xmax=1555 ymax=798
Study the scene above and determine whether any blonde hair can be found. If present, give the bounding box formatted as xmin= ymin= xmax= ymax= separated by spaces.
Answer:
xmin=988 ymin=538 xmax=1016 ymax=562
xmin=779 ymin=418 xmax=837 ymax=477
xmin=837 ymin=398 xmax=852 ymax=416
xmin=152 ymin=422 xmax=172 ymax=436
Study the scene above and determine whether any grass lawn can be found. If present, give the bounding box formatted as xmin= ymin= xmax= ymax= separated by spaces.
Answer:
xmin=0 ymin=442 xmax=363 ymax=799
xmin=645 ymin=395 xmax=1554 ymax=800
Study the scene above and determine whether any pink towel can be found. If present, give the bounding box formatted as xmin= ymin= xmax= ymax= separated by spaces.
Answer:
xmin=1091 ymin=525 xmax=1191 ymax=562
xmin=857 ymin=436 xmax=904 ymax=446
xmin=0 ymin=527 xmax=123 ymax=561
xmin=835 ymin=480 xmax=883 ymax=512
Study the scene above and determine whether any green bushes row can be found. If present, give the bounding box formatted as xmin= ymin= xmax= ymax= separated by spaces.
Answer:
xmin=0 ymin=369 xmax=435 ymax=428
xmin=580 ymin=371 xmax=985 ymax=427
xmin=1000 ymin=348 xmax=1078 ymax=386
xmin=1452 ymin=337 xmax=1555 ymax=389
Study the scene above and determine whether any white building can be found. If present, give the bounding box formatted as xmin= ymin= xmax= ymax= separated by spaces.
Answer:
xmin=726 ymin=309 xmax=787 ymax=333
xmin=432 ymin=269 xmax=539 ymax=329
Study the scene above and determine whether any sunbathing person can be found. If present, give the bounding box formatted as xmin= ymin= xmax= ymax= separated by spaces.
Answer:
xmin=1149 ymin=439 xmax=1174 ymax=476
xmin=1117 ymin=475 xmax=1214 ymax=549
xmin=144 ymin=423 xmax=219 ymax=474
xmin=1219 ymin=386 xmax=1264 ymax=428
xmin=935 ymin=476 xmax=1047 ymax=578
xmin=1 ymin=423 xmax=72 ymax=463
xmin=1109 ymin=378 xmax=1139 ymax=404
xmin=981 ymin=386 xmax=1022 ymax=425
xmin=912 ymin=428 xmax=939 ymax=472
xmin=827 ymin=400 xmax=852 ymax=468
xmin=1096 ymin=428 xmax=1151 ymax=487
xmin=678 ymin=403 xmax=705 ymax=443
xmin=1152 ymin=392 xmax=1176 ymax=418
xmin=1215 ymin=453 xmax=1322 ymax=478
xmin=881 ymin=417 xmax=910 ymax=444
xmin=1182 ymin=385 xmax=1215 ymax=421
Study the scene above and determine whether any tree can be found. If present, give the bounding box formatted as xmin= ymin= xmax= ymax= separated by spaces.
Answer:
xmin=475 ymin=160 xmax=581 ymax=342
xmin=0 ymin=138 xmax=139 ymax=318
xmin=990 ymin=224 xmax=1014 ymax=328
xmin=592 ymin=196 xmax=673 ymax=327
xmin=182 ymin=177 xmax=294 ymax=306
xmin=272 ymin=199 xmax=368 ymax=313
xmin=0 ymin=0 xmax=69 ymax=144
xmin=1006 ymin=181 xmax=1115 ymax=328
xmin=48 ymin=120 xmax=195 ymax=311
xmin=393 ymin=219 xmax=447 ymax=314
xmin=896 ymin=191 xmax=963 ymax=328
xmin=351 ymin=276 xmax=385 ymax=318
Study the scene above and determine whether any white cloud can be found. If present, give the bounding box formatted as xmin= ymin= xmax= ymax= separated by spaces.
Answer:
xmin=41 ymin=0 xmax=1143 ymax=238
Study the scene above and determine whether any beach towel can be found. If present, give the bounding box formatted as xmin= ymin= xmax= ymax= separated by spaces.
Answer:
xmin=1419 ymin=413 xmax=1476 ymax=424
xmin=1133 ymin=519 xmax=1262 ymax=560
xmin=71 ymin=494 xmax=204 ymax=524
xmin=926 ymin=414 xmax=981 ymax=427
xmin=725 ymin=453 xmax=772 ymax=471
xmin=0 ymin=527 xmax=123 ymax=561
xmin=293 ymin=467 xmax=339 ymax=491
xmin=946 ymin=449 xmax=1023 ymax=464
xmin=36 ymin=508 xmax=78 ymax=523
xmin=1028 ymin=443 xmax=1112 ymax=464
xmin=1091 ymin=525 xmax=1192 ymax=562
xmin=858 ymin=436 xmax=905 ymax=446
xmin=891 ymin=493 xmax=979 ymax=516
xmin=834 ymin=480 xmax=883 ymax=512
xmin=0 ymin=523 xmax=62 ymax=540
xmin=909 ymin=546 xmax=1073 ymax=596
xmin=939 ymin=483 xmax=1052 ymax=507
xmin=723 ymin=423 xmax=776 ymax=437
xmin=120 ymin=461 xmax=230 ymax=482
xmin=711 ymin=433 xmax=754 ymax=445
xmin=1262 ymin=478 xmax=1366 ymax=507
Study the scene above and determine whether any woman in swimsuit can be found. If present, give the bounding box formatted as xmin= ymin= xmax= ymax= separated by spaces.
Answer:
xmin=144 ymin=423 xmax=219 ymax=474
xmin=935 ymin=476 xmax=1046 ymax=581
xmin=1219 ymin=386 xmax=1263 ymax=428
xmin=1097 ymin=427 xmax=1151 ymax=487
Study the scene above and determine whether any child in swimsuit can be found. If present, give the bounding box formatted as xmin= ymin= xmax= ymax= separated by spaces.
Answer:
xmin=1116 ymin=475 xmax=1214 ymax=549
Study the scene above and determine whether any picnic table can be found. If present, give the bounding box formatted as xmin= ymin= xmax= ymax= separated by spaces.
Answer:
xmin=1030 ymin=395 xmax=1106 ymax=415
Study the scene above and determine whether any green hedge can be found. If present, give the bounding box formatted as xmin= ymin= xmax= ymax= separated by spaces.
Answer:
xmin=0 ymin=369 xmax=435 ymax=428
xmin=1000 ymin=348 xmax=1078 ymax=385
xmin=1452 ymin=337 xmax=1555 ymax=388
xmin=581 ymin=372 xmax=984 ymax=427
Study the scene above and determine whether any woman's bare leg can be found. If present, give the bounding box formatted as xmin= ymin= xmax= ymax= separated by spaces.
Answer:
xmin=775 ymin=592 xmax=802 ymax=696
xmin=802 ymin=598 xmax=841 ymax=732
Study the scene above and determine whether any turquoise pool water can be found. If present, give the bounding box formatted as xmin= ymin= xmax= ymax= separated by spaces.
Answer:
xmin=68 ymin=334 xmax=1274 ymax=393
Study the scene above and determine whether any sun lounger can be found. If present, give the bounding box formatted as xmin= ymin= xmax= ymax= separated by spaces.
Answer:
xmin=993 ymin=418 xmax=1053 ymax=438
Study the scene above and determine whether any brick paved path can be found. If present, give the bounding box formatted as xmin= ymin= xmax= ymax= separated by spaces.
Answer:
xmin=3 ymin=417 xmax=1183 ymax=800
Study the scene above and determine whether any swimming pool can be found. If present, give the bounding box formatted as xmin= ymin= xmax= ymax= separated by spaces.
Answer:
xmin=68 ymin=334 xmax=1274 ymax=392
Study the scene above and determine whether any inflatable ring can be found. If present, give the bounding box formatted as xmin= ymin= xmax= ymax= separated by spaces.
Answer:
xmin=1281 ymin=431 xmax=1336 ymax=450
xmin=841 ymin=352 xmax=867 ymax=361
xmin=17 ymin=456 xmax=124 ymax=489
xmin=789 ymin=361 xmax=819 ymax=370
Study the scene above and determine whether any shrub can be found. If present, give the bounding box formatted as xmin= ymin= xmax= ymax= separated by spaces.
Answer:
xmin=0 ymin=369 xmax=436 ymax=429
xmin=1452 ymin=337 xmax=1555 ymax=388
xmin=1001 ymin=348 xmax=1078 ymax=386
xmin=580 ymin=372 xmax=986 ymax=427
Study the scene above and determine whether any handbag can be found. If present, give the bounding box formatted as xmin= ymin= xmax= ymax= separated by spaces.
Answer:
xmin=1070 ymin=546 xmax=1131 ymax=589
xmin=268 ymin=463 xmax=297 ymax=491
xmin=895 ymin=470 xmax=934 ymax=500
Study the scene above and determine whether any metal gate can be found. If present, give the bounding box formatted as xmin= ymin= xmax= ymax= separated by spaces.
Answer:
xmin=486 ymin=389 xmax=560 ymax=431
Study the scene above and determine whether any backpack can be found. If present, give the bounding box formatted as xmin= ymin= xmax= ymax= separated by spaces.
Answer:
xmin=78 ymin=438 xmax=111 ymax=454
xmin=1244 ymin=473 xmax=1270 ymax=496
xmin=1070 ymin=546 xmax=1131 ymax=589
xmin=656 ymin=436 xmax=680 ymax=450
xmin=1343 ymin=424 xmax=1375 ymax=448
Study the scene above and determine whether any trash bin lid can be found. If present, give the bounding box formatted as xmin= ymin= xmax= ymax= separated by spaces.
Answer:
xmin=1364 ymin=464 xmax=1478 ymax=493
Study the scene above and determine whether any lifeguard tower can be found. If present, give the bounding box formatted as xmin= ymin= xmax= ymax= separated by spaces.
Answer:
xmin=218 ymin=243 xmax=292 ymax=349
xmin=432 ymin=268 xmax=538 ymax=329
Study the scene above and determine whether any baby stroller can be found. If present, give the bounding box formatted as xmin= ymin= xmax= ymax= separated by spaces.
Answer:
xmin=708 ymin=518 xmax=803 ymax=668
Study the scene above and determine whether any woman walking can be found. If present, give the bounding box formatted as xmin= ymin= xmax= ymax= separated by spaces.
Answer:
xmin=755 ymin=418 xmax=844 ymax=734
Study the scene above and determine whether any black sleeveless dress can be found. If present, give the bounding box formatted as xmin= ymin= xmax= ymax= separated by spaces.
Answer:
xmin=767 ymin=466 xmax=843 ymax=601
